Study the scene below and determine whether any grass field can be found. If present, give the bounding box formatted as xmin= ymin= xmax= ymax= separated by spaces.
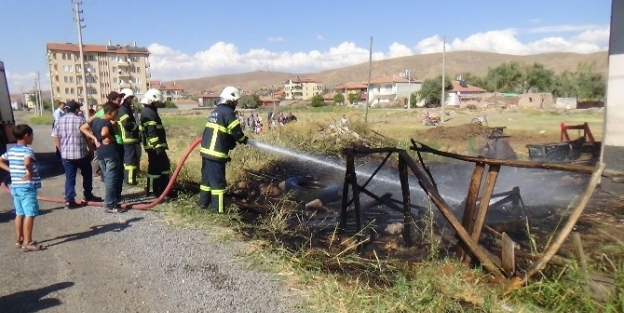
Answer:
xmin=28 ymin=106 xmax=623 ymax=312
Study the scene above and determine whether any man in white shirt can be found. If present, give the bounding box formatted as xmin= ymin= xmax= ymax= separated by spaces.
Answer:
xmin=52 ymin=102 xmax=66 ymax=129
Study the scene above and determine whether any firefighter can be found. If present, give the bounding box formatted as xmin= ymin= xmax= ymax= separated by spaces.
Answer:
xmin=117 ymin=88 xmax=140 ymax=185
xmin=199 ymin=86 xmax=248 ymax=212
xmin=139 ymin=88 xmax=170 ymax=197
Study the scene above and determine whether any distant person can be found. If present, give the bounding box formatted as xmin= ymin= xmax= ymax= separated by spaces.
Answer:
xmin=52 ymin=100 xmax=102 ymax=208
xmin=0 ymin=124 xmax=45 ymax=251
xmin=340 ymin=114 xmax=348 ymax=127
xmin=52 ymin=102 xmax=66 ymax=129
xmin=198 ymin=86 xmax=248 ymax=212
xmin=81 ymin=103 xmax=121 ymax=213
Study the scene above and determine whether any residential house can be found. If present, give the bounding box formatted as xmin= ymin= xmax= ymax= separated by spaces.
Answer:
xmin=367 ymin=74 xmax=422 ymax=105
xmin=150 ymin=81 xmax=185 ymax=102
xmin=197 ymin=92 xmax=220 ymax=107
xmin=333 ymin=82 xmax=368 ymax=103
xmin=446 ymin=80 xmax=487 ymax=106
xmin=283 ymin=76 xmax=322 ymax=100
xmin=46 ymin=42 xmax=150 ymax=106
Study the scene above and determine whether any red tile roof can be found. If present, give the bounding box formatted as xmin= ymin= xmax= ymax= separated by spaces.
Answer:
xmin=334 ymin=82 xmax=367 ymax=90
xmin=46 ymin=42 xmax=150 ymax=55
xmin=451 ymin=81 xmax=486 ymax=93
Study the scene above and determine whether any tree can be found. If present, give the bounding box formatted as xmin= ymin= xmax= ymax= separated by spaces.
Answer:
xmin=575 ymin=62 xmax=606 ymax=100
xmin=164 ymin=100 xmax=177 ymax=108
xmin=239 ymin=95 xmax=259 ymax=109
xmin=522 ymin=62 xmax=555 ymax=93
xmin=347 ymin=92 xmax=360 ymax=105
xmin=484 ymin=61 xmax=524 ymax=92
xmin=552 ymin=71 xmax=578 ymax=97
xmin=333 ymin=93 xmax=345 ymax=105
xmin=458 ymin=72 xmax=485 ymax=89
xmin=310 ymin=94 xmax=326 ymax=107
xmin=415 ymin=75 xmax=453 ymax=107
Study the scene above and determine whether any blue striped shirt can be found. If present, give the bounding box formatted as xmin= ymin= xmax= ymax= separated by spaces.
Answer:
xmin=1 ymin=145 xmax=42 ymax=189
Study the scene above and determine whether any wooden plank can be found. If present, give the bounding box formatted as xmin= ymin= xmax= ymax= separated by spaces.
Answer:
xmin=572 ymin=232 xmax=587 ymax=270
xmin=398 ymin=151 xmax=504 ymax=279
xmin=460 ymin=162 xmax=485 ymax=262
xmin=471 ymin=164 xmax=501 ymax=243
xmin=501 ymin=233 xmax=516 ymax=276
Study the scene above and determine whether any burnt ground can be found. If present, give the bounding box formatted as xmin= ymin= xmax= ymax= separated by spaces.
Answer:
xmin=218 ymin=124 xmax=624 ymax=278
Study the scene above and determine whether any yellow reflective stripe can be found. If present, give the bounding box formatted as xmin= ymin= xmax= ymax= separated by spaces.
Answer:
xmin=124 ymin=165 xmax=138 ymax=169
xmin=212 ymin=189 xmax=226 ymax=213
xmin=156 ymin=125 xmax=164 ymax=129
xmin=209 ymin=127 xmax=219 ymax=152
xmin=237 ymin=136 xmax=247 ymax=143
xmin=199 ymin=147 xmax=228 ymax=159
xmin=161 ymin=170 xmax=170 ymax=175
xmin=123 ymin=139 xmax=139 ymax=143
xmin=119 ymin=114 xmax=129 ymax=121
xmin=200 ymin=184 xmax=211 ymax=191
xmin=226 ymin=119 xmax=240 ymax=131
xmin=143 ymin=121 xmax=158 ymax=126
xmin=147 ymin=174 xmax=160 ymax=178
xmin=148 ymin=137 xmax=159 ymax=143
xmin=205 ymin=122 xmax=228 ymax=133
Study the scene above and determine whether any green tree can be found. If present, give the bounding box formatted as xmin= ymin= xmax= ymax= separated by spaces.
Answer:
xmin=164 ymin=100 xmax=177 ymax=108
xmin=347 ymin=92 xmax=360 ymax=105
xmin=552 ymin=71 xmax=578 ymax=97
xmin=333 ymin=93 xmax=345 ymax=105
xmin=484 ymin=61 xmax=524 ymax=92
xmin=523 ymin=62 xmax=555 ymax=93
xmin=239 ymin=95 xmax=259 ymax=109
xmin=458 ymin=72 xmax=485 ymax=88
xmin=310 ymin=94 xmax=326 ymax=107
xmin=415 ymin=75 xmax=453 ymax=107
xmin=575 ymin=62 xmax=606 ymax=100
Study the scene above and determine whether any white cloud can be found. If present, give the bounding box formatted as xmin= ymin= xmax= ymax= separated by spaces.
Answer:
xmin=5 ymin=71 xmax=40 ymax=94
xmin=316 ymin=34 xmax=325 ymax=41
xmin=8 ymin=24 xmax=606 ymax=89
xmin=528 ymin=24 xmax=602 ymax=34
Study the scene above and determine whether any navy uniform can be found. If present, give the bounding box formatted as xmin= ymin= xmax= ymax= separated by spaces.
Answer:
xmin=199 ymin=86 xmax=248 ymax=212
xmin=117 ymin=90 xmax=141 ymax=185
xmin=139 ymin=89 xmax=170 ymax=197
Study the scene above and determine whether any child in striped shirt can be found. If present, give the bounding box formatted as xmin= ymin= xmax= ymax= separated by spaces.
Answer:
xmin=0 ymin=124 xmax=45 ymax=251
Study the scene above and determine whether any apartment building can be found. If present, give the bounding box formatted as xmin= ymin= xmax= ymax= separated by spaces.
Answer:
xmin=283 ymin=76 xmax=323 ymax=100
xmin=46 ymin=42 xmax=150 ymax=106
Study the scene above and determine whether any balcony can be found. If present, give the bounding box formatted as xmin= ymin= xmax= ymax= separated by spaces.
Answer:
xmin=117 ymin=60 xmax=130 ymax=67
xmin=118 ymin=71 xmax=131 ymax=77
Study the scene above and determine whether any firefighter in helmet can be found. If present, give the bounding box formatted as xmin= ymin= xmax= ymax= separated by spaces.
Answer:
xmin=199 ymin=86 xmax=248 ymax=212
xmin=139 ymin=88 xmax=170 ymax=197
xmin=117 ymin=88 xmax=140 ymax=185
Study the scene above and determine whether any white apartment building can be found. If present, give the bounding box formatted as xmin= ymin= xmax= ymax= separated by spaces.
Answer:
xmin=46 ymin=42 xmax=150 ymax=106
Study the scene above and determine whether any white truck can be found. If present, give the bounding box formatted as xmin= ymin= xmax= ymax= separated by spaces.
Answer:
xmin=0 ymin=60 xmax=17 ymax=183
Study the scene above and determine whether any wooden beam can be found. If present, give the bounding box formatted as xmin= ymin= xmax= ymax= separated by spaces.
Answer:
xmin=398 ymin=151 xmax=504 ymax=279
xmin=572 ymin=232 xmax=587 ymax=270
xmin=460 ymin=162 xmax=485 ymax=261
xmin=501 ymin=233 xmax=516 ymax=276
xmin=471 ymin=164 xmax=501 ymax=243
xmin=521 ymin=162 xmax=605 ymax=284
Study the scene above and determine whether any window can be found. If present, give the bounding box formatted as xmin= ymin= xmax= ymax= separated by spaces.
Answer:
xmin=86 ymin=77 xmax=96 ymax=83
xmin=133 ymin=87 xmax=142 ymax=94
xmin=89 ymin=88 xmax=97 ymax=95
xmin=130 ymin=56 xmax=139 ymax=62
xmin=134 ymin=77 xmax=142 ymax=84
xmin=87 ymin=54 xmax=96 ymax=61
xmin=63 ymin=65 xmax=73 ymax=72
xmin=61 ymin=53 xmax=72 ymax=60
xmin=136 ymin=67 xmax=140 ymax=73
xmin=64 ymin=87 xmax=75 ymax=94
xmin=64 ymin=76 xmax=69 ymax=83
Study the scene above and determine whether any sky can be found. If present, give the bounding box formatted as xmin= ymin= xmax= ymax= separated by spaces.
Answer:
xmin=0 ymin=0 xmax=613 ymax=92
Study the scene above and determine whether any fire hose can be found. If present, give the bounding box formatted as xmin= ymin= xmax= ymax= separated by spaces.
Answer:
xmin=2 ymin=137 xmax=203 ymax=211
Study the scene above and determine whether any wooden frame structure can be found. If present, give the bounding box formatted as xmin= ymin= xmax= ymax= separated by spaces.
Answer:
xmin=340 ymin=140 xmax=607 ymax=282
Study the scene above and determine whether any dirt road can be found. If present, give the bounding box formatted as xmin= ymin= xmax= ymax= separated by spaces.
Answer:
xmin=0 ymin=120 xmax=297 ymax=313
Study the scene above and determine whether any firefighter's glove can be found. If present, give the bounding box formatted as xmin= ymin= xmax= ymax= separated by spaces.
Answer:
xmin=240 ymin=137 xmax=249 ymax=145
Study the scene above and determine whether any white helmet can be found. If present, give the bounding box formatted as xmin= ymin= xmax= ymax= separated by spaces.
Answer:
xmin=219 ymin=86 xmax=241 ymax=104
xmin=120 ymin=88 xmax=135 ymax=100
xmin=140 ymin=88 xmax=163 ymax=105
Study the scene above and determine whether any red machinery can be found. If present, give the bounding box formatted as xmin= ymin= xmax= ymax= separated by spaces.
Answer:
xmin=560 ymin=122 xmax=595 ymax=144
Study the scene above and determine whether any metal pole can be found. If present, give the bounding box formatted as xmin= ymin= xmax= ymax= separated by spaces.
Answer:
xmin=441 ymin=35 xmax=446 ymax=123
xmin=47 ymin=52 xmax=55 ymax=113
xmin=74 ymin=0 xmax=90 ymax=118
xmin=364 ymin=36 xmax=373 ymax=123
xmin=36 ymin=72 xmax=43 ymax=116
xmin=407 ymin=69 xmax=411 ymax=109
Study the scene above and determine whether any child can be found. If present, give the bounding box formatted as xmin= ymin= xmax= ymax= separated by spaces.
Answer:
xmin=81 ymin=102 xmax=121 ymax=213
xmin=0 ymin=124 xmax=45 ymax=251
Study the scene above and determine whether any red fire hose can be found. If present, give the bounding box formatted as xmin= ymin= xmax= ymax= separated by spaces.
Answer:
xmin=2 ymin=137 xmax=202 ymax=211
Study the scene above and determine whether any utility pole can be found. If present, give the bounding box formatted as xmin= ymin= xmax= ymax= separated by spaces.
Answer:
xmin=47 ymin=52 xmax=55 ymax=113
xmin=406 ymin=69 xmax=412 ymax=109
xmin=364 ymin=36 xmax=373 ymax=123
xmin=73 ymin=0 xmax=90 ymax=118
xmin=36 ymin=71 xmax=43 ymax=116
xmin=441 ymin=35 xmax=446 ymax=123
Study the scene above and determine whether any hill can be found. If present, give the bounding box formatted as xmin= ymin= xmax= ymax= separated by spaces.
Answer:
xmin=168 ymin=51 xmax=608 ymax=94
